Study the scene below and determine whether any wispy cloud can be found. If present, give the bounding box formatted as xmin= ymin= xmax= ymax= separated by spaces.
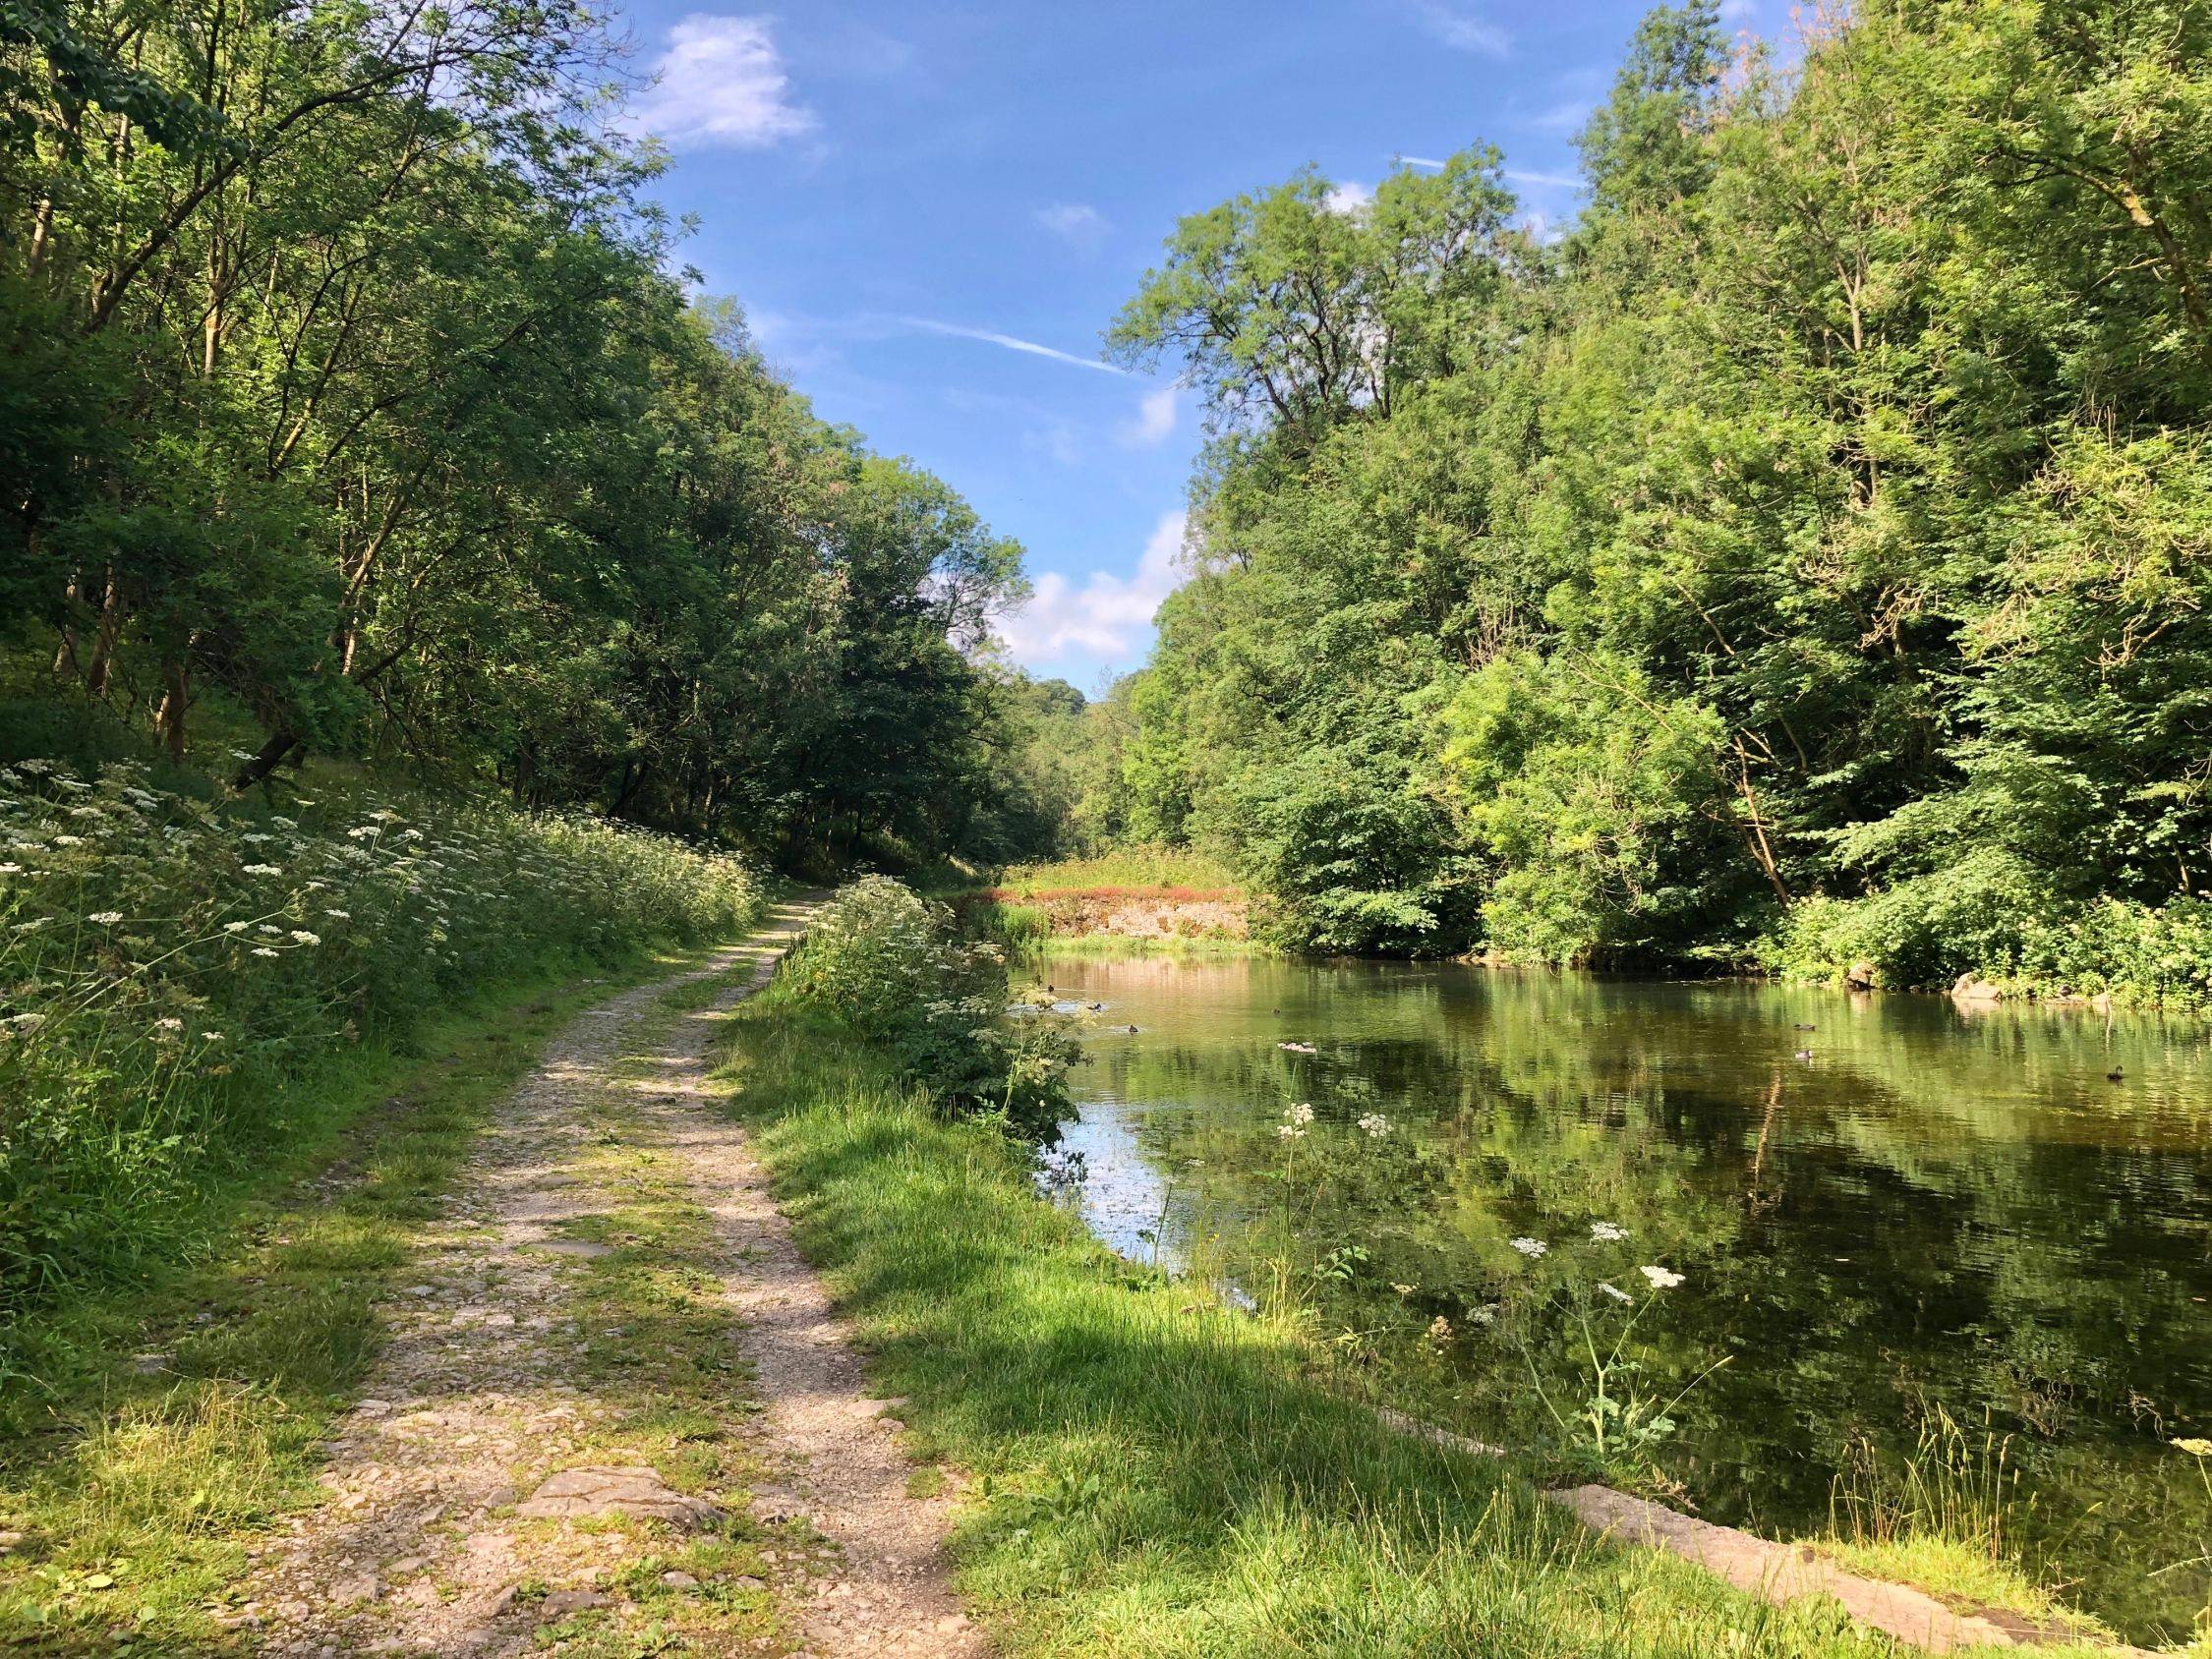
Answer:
xmin=1034 ymin=202 xmax=1107 ymax=251
xmin=1121 ymin=386 xmax=1177 ymax=448
xmin=996 ymin=510 xmax=1188 ymax=667
xmin=1505 ymin=168 xmax=1584 ymax=191
xmin=1719 ymin=0 xmax=1757 ymax=18
xmin=899 ymin=316 xmax=1127 ymax=375
xmin=630 ymin=15 xmax=815 ymax=150
xmin=1527 ymin=97 xmax=1593 ymax=134
xmin=1398 ymin=154 xmax=1449 ymax=170
xmin=1407 ymin=1 xmax=1508 ymax=56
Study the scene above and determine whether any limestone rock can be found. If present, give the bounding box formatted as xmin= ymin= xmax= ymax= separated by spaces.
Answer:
xmin=516 ymin=1465 xmax=720 ymax=1526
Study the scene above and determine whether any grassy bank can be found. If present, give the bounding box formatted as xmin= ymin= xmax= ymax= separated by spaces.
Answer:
xmin=711 ymin=994 xmax=2055 ymax=1658
xmin=0 ymin=742 xmax=760 ymax=1318
xmin=0 ymin=943 xmax=712 ymax=1651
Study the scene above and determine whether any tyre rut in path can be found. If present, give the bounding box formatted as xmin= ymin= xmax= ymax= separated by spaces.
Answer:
xmin=244 ymin=898 xmax=984 ymax=1657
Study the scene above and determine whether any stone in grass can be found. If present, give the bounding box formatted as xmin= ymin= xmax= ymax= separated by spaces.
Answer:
xmin=516 ymin=1465 xmax=720 ymax=1527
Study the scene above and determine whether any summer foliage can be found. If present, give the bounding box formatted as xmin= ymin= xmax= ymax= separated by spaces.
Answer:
xmin=0 ymin=0 xmax=1042 ymax=868
xmin=0 ymin=755 xmax=758 ymax=1317
xmin=1077 ymin=0 xmax=2212 ymax=998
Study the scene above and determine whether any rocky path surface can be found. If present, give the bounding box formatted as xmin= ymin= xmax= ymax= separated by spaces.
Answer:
xmin=239 ymin=899 xmax=983 ymax=1657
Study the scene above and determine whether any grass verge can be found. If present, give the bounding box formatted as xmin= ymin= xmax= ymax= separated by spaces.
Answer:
xmin=0 ymin=943 xmax=713 ymax=1653
xmin=710 ymin=995 xmax=2050 ymax=1659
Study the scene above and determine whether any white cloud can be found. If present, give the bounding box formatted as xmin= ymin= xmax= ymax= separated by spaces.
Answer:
xmin=996 ymin=510 xmax=1188 ymax=667
xmin=1505 ymin=167 xmax=1584 ymax=191
xmin=1035 ymin=202 xmax=1107 ymax=251
xmin=1121 ymin=386 xmax=1177 ymax=448
xmin=1323 ymin=179 xmax=1373 ymax=215
xmin=632 ymin=15 xmax=814 ymax=149
xmin=899 ymin=316 xmax=1127 ymax=375
xmin=1399 ymin=154 xmax=1449 ymax=170
xmin=1528 ymin=97 xmax=1593 ymax=134
xmin=1408 ymin=1 xmax=1508 ymax=56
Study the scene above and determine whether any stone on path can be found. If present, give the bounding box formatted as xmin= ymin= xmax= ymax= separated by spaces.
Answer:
xmin=515 ymin=1464 xmax=721 ymax=1526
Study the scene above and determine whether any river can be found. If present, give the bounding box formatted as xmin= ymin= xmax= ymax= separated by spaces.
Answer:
xmin=1034 ymin=949 xmax=2212 ymax=1644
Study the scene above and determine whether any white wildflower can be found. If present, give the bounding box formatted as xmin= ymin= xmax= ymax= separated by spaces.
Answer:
xmin=154 ymin=1017 xmax=184 ymax=1034
xmin=1467 ymin=1304 xmax=1499 ymax=1327
xmin=16 ymin=759 xmax=51 ymax=773
xmin=1508 ymin=1237 xmax=1548 ymax=1259
xmin=322 ymin=908 xmax=351 ymax=919
xmin=1590 ymin=1222 xmax=1629 ymax=1242
xmin=1357 ymin=1113 xmax=1392 ymax=1137
xmin=242 ymin=863 xmax=282 ymax=876
xmin=251 ymin=946 xmax=280 ymax=958
xmin=1287 ymin=1103 xmax=1315 ymax=1125
xmin=1599 ymin=1282 xmax=1634 ymax=1305
xmin=258 ymin=925 xmax=282 ymax=936
xmin=0 ymin=863 xmax=18 ymax=875
xmin=228 ymin=748 xmax=256 ymax=761
xmin=87 ymin=911 xmax=122 ymax=925
xmin=1426 ymin=1315 xmax=1453 ymax=1344
xmin=1639 ymin=1265 xmax=1685 ymax=1290
xmin=222 ymin=921 xmax=249 ymax=934
xmin=201 ymin=1031 xmax=225 ymax=1042
xmin=7 ymin=1012 xmax=44 ymax=1029
xmin=14 ymin=918 xmax=48 ymax=932
xmin=288 ymin=930 xmax=320 ymax=945
xmin=52 ymin=834 xmax=85 ymax=846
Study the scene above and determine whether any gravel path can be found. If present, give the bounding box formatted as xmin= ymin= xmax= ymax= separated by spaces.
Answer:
xmin=238 ymin=899 xmax=983 ymax=1657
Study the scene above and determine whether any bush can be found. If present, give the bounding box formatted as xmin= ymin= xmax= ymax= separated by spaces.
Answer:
xmin=1769 ymin=850 xmax=2212 ymax=1006
xmin=0 ymin=757 xmax=761 ymax=1311
xmin=783 ymin=877 xmax=1078 ymax=1136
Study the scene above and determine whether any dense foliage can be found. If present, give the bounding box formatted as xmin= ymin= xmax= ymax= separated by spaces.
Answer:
xmin=0 ymin=0 xmax=1038 ymax=868
xmin=0 ymin=752 xmax=759 ymax=1316
xmin=1082 ymin=0 xmax=2212 ymax=998
xmin=782 ymin=877 xmax=1078 ymax=1137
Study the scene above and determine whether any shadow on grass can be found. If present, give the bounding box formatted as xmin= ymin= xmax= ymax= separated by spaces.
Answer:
xmin=716 ymin=1006 xmax=1908 ymax=1659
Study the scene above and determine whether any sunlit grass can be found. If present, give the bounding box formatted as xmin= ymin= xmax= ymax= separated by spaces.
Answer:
xmin=710 ymin=997 xmax=1973 ymax=1658
xmin=991 ymin=845 xmax=1240 ymax=897
xmin=0 ymin=953 xmax=695 ymax=1652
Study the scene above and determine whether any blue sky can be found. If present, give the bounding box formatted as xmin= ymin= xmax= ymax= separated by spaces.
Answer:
xmin=609 ymin=0 xmax=1769 ymax=693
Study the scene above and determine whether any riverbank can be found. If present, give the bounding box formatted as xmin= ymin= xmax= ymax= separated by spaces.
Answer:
xmin=711 ymin=988 xmax=2153 ymax=1656
xmin=947 ymin=850 xmax=1252 ymax=948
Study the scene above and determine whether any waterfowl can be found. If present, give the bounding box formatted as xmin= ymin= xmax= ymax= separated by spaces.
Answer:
xmin=2107 ymin=1064 xmax=2125 ymax=1082
xmin=1793 ymin=1048 xmax=1814 ymax=1061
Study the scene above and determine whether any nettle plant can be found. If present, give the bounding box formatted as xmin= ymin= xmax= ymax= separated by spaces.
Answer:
xmin=787 ymin=877 xmax=1080 ymax=1137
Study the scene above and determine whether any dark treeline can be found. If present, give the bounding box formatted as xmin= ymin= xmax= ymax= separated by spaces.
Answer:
xmin=0 ymin=0 xmax=1043 ymax=867
xmin=1073 ymin=0 xmax=2212 ymax=998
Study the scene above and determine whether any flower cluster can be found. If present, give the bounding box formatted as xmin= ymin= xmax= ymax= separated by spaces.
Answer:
xmin=1277 ymin=1102 xmax=1316 ymax=1140
xmin=0 ymin=758 xmax=760 ymax=1311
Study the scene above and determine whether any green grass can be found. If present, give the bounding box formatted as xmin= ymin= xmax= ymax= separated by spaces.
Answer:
xmin=991 ymin=845 xmax=1239 ymax=896
xmin=0 ymin=944 xmax=714 ymax=1654
xmin=710 ymin=998 xmax=1977 ymax=1658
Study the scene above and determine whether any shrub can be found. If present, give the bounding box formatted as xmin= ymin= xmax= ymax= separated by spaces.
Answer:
xmin=783 ymin=877 xmax=1078 ymax=1136
xmin=0 ymin=757 xmax=761 ymax=1312
xmin=1769 ymin=850 xmax=2212 ymax=1005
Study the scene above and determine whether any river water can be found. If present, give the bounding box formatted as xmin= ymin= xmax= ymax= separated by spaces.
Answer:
xmin=1034 ymin=949 xmax=2212 ymax=1644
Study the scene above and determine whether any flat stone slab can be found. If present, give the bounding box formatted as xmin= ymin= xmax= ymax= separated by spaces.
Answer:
xmin=515 ymin=1465 xmax=720 ymax=1526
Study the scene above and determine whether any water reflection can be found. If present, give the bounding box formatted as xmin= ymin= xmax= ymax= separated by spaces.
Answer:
xmin=1038 ymin=951 xmax=2212 ymax=1644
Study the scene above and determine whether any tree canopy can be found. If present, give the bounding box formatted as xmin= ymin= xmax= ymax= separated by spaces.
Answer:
xmin=1077 ymin=0 xmax=2212 ymax=996
xmin=0 ymin=0 xmax=1039 ymax=867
